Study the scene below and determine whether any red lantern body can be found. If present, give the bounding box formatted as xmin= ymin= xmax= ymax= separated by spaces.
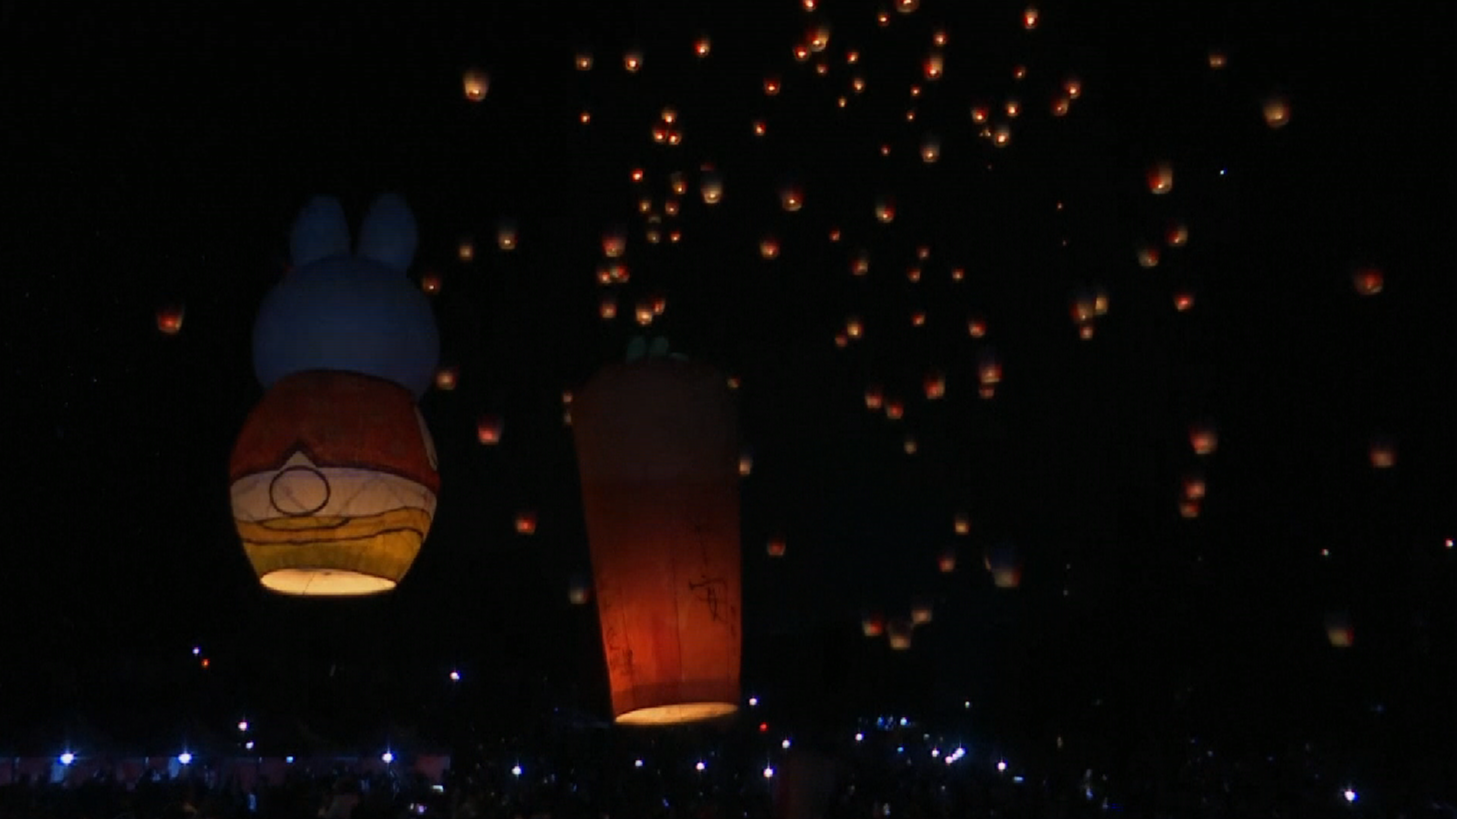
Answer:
xmin=573 ymin=359 xmax=742 ymax=725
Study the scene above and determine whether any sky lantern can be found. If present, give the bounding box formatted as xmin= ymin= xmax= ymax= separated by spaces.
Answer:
xmin=992 ymin=124 xmax=1012 ymax=147
xmin=1051 ymin=96 xmax=1070 ymax=117
xmin=985 ymin=543 xmax=1022 ymax=588
xmin=845 ymin=315 xmax=864 ymax=339
xmin=1005 ymin=99 xmax=1021 ymax=118
xmin=828 ymin=227 xmax=841 ymax=242
xmin=457 ymin=239 xmax=474 ymax=262
xmin=1166 ymin=221 xmax=1189 ymax=246
xmin=1179 ymin=499 xmax=1201 ymax=519
xmin=910 ymin=598 xmax=933 ymax=625
xmin=833 ymin=333 xmax=849 ymax=348
xmin=851 ymin=250 xmax=870 ymax=276
xmin=694 ymin=36 xmax=711 ymax=57
xmin=434 ymin=366 xmax=458 ymax=391
xmin=809 ymin=24 xmax=831 ymax=51
xmin=668 ymin=172 xmax=687 ymax=195
xmin=738 ymin=451 xmax=753 ymax=477
xmin=950 ymin=267 xmax=965 ymax=282
xmin=938 ymin=549 xmax=957 ymax=573
xmin=884 ymin=398 xmax=905 ymax=420
xmin=420 ymin=272 xmax=442 ymax=295
xmin=851 ymin=76 xmax=866 ymax=94
xmin=923 ymin=51 xmax=944 ymax=80
xmin=1182 ymin=472 xmax=1206 ymax=500
xmin=971 ymin=105 xmax=989 ymax=124
xmin=476 ymin=414 xmax=503 ymax=445
xmin=887 ymin=618 xmax=913 ymax=650
xmin=599 ymin=295 xmax=618 ymax=321
xmin=763 ymin=76 xmax=782 ymax=96
xmin=497 ymin=219 xmax=518 ymax=250
xmin=1137 ymin=244 xmax=1161 ymax=269
xmin=752 ymin=119 xmax=767 ymax=137
xmin=635 ymin=302 xmax=655 ymax=326
xmin=571 ymin=353 xmax=742 ymax=725
xmin=978 ymin=350 xmax=1003 ymax=386
xmin=602 ymin=229 xmax=627 ymax=258
xmin=1208 ymin=50 xmax=1227 ymax=69
xmin=792 ymin=43 xmax=811 ymax=62
xmin=1173 ymin=290 xmax=1195 ymax=312
xmin=864 ymin=384 xmax=884 ymax=410
xmin=1063 ymin=75 xmax=1082 ymax=98
xmin=906 ymin=266 xmax=922 ymax=283
xmin=575 ymin=52 xmax=594 ymax=70
xmin=779 ymin=184 xmax=803 ymax=212
xmin=902 ymin=435 xmax=918 ymax=455
xmin=700 ymin=169 xmax=724 ymax=204
xmin=1352 ymin=266 xmax=1384 ymax=296
xmin=461 ymin=68 xmax=489 ymax=102
xmin=759 ymin=235 xmax=781 ymax=259
xmin=896 ymin=0 xmax=919 ymax=12
xmin=1325 ymin=612 xmax=1354 ymax=648
xmin=766 ymin=534 xmax=787 ymax=558
xmin=1023 ymin=6 xmax=1039 ymax=29
xmin=954 ymin=513 xmax=971 ymax=535
xmin=155 ymin=303 xmax=185 ymax=335
xmin=234 ymin=194 xmax=440 ymax=596
xmin=967 ymin=315 xmax=988 ymax=338
xmin=1262 ymin=95 xmax=1291 ymax=129
xmin=861 ymin=613 xmax=885 ymax=638
xmin=624 ymin=50 xmax=642 ymax=72
xmin=568 ymin=575 xmax=592 ymax=606
xmin=1368 ymin=437 xmax=1397 ymax=468
xmin=514 ymin=510 xmax=538 ymax=535
xmin=920 ymin=135 xmax=941 ymax=163
xmin=1147 ymin=162 xmax=1174 ymax=194
xmin=1189 ymin=422 xmax=1219 ymax=456
xmin=923 ymin=370 xmax=946 ymax=399
xmin=875 ymin=196 xmax=896 ymax=223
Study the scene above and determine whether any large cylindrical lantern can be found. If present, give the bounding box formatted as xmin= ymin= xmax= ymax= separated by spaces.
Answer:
xmin=232 ymin=194 xmax=440 ymax=595
xmin=572 ymin=356 xmax=742 ymax=725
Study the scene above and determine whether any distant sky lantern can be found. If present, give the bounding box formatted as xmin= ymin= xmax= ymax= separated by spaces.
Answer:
xmin=953 ymin=512 xmax=970 ymax=535
xmin=664 ymin=199 xmax=680 ymax=217
xmin=880 ymin=143 xmax=893 ymax=156
xmin=985 ymin=543 xmax=1022 ymax=588
xmin=803 ymin=0 xmax=816 ymax=10
xmin=1094 ymin=288 xmax=1109 ymax=315
xmin=463 ymin=412 xmax=505 ymax=451
xmin=1262 ymin=95 xmax=1291 ymax=129
xmin=651 ymin=295 xmax=668 ymax=317
xmin=1005 ymin=99 xmax=1021 ymax=118
xmin=992 ymin=124 xmax=1012 ymax=147
xmin=875 ymin=196 xmax=897 ymax=223
xmin=1137 ymin=244 xmax=1161 ymax=269
xmin=602 ymin=229 xmax=627 ymax=258
xmin=668 ymin=172 xmax=687 ymax=195
xmin=1023 ymin=6 xmax=1039 ymax=29
xmin=1352 ymin=267 xmax=1384 ymax=296
xmin=896 ymin=0 xmax=919 ymax=12
xmin=700 ymin=170 xmax=724 ymax=204
xmin=809 ymin=25 xmax=831 ymax=51
xmin=1166 ymin=221 xmax=1189 ymax=246
xmin=497 ymin=219 xmax=518 ymax=250
xmin=906 ymin=267 xmax=922 ymax=282
xmin=1147 ymin=162 xmax=1174 ymax=194
xmin=766 ymin=534 xmax=787 ymax=558
xmin=624 ymin=50 xmax=642 ymax=72
xmin=845 ymin=315 xmax=864 ymax=339
xmin=515 ymin=510 xmax=538 ymax=535
xmin=923 ymin=370 xmax=946 ymax=399
xmin=847 ymin=49 xmax=861 ymax=64
xmin=635 ymin=302 xmax=655 ymax=326
xmin=1077 ymin=322 xmax=1096 ymax=340
xmin=1179 ymin=499 xmax=1201 ymax=518
xmin=694 ymin=36 xmax=711 ymax=57
xmin=887 ymin=618 xmax=914 ymax=650
xmin=851 ymin=250 xmax=870 ymax=276
xmin=572 ymin=357 xmax=742 ymax=725
xmin=923 ymin=51 xmax=944 ymax=80
xmin=461 ymin=68 xmax=489 ymax=102
xmin=156 ymin=303 xmax=185 ymax=335
xmin=852 ymin=76 xmax=866 ymax=94
xmin=971 ymin=105 xmax=989 ymax=123
xmin=434 ymin=367 xmax=459 ymax=391
xmin=862 ymin=613 xmax=885 ymax=637
xmin=792 ymin=43 xmax=811 ymax=62
xmin=1189 ymin=422 xmax=1219 ymax=456
xmin=828 ymin=227 xmax=841 ymax=242
xmin=885 ymin=399 xmax=905 ymax=420
xmin=576 ymin=52 xmax=594 ymax=71
xmin=764 ymin=76 xmax=782 ymax=96
xmin=938 ymin=549 xmax=957 ymax=573
xmin=420 ymin=272 xmax=442 ymax=295
xmin=834 ymin=333 xmax=849 ymax=348
xmin=752 ymin=119 xmax=767 ymax=137
xmin=779 ymin=185 xmax=803 ymax=211
xmin=910 ymin=310 xmax=927 ymax=327
xmin=568 ymin=575 xmax=592 ymax=605
xmin=1182 ymin=472 xmax=1206 ymax=500
xmin=457 ymin=239 xmax=475 ymax=262
xmin=1208 ymin=50 xmax=1227 ymax=69
xmin=864 ymin=384 xmax=884 ymax=410
xmin=920 ymin=135 xmax=941 ymax=163
xmin=967 ymin=315 xmax=988 ymax=338
xmin=905 ymin=109 xmax=917 ymax=122
xmin=1325 ymin=612 xmax=1354 ymax=648
xmin=1013 ymin=64 xmax=1027 ymax=80
xmin=738 ymin=452 xmax=753 ymax=477
xmin=951 ymin=267 xmax=965 ymax=282
xmin=1173 ymin=291 xmax=1195 ymax=312
xmin=759 ymin=236 xmax=780 ymax=259
xmin=978 ymin=351 xmax=1002 ymax=385
xmin=877 ymin=9 xmax=891 ymax=25
xmin=1051 ymin=96 xmax=1070 ymax=117
xmin=910 ymin=598 xmax=933 ymax=624
xmin=1369 ymin=437 xmax=1396 ymax=468
xmin=903 ymin=435 xmax=918 ymax=455
xmin=1071 ymin=293 xmax=1096 ymax=324
xmin=606 ymin=262 xmax=630 ymax=284
xmin=1064 ymin=76 xmax=1082 ymax=99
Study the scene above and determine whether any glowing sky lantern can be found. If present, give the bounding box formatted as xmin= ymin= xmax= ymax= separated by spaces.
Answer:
xmin=461 ymin=68 xmax=489 ymax=102
xmin=985 ymin=542 xmax=1022 ymax=588
xmin=862 ymin=613 xmax=885 ymax=637
xmin=809 ymin=25 xmax=831 ymax=51
xmin=833 ymin=333 xmax=849 ymax=348
xmin=700 ymin=169 xmax=724 ymax=204
xmin=828 ymin=227 xmax=841 ymax=242
xmin=155 ymin=303 xmax=185 ymax=335
xmin=1189 ymin=422 xmax=1219 ymax=456
xmin=766 ymin=534 xmax=787 ymax=558
xmin=875 ymin=196 xmax=896 ymax=223
xmin=1368 ymin=437 xmax=1396 ymax=468
xmin=694 ymin=36 xmax=711 ymax=58
xmin=1137 ymin=244 xmax=1161 ymax=269
xmin=759 ymin=235 xmax=781 ymax=259
xmin=1166 ymin=221 xmax=1189 ymax=247
xmin=850 ymin=250 xmax=870 ymax=276
xmin=864 ymin=384 xmax=884 ymax=410
xmin=752 ymin=119 xmax=767 ymax=137
xmin=1182 ymin=472 xmax=1207 ymax=500
xmin=902 ymin=435 xmax=918 ymax=455
xmin=599 ymin=295 xmax=618 ymax=321
xmin=953 ymin=512 xmax=970 ymax=535
xmin=235 ymin=195 xmax=440 ymax=597
xmin=910 ymin=310 xmax=927 ymax=327
xmin=970 ymin=105 xmax=989 ymax=124
xmin=792 ymin=43 xmax=810 ymax=62
xmin=906 ymin=267 xmax=921 ymax=283
xmin=1352 ymin=266 xmax=1384 ymax=295
xmin=1147 ymin=162 xmax=1174 ymax=194
xmin=920 ymin=135 xmax=941 ymax=163
xmin=764 ymin=76 xmax=782 ymax=96
xmin=738 ymin=451 xmax=753 ymax=477
xmin=1179 ymin=497 xmax=1201 ymax=518
xmin=1005 ymin=99 xmax=1021 ymax=118
xmin=978 ymin=350 xmax=1003 ymax=386
xmin=514 ymin=510 xmax=538 ymax=535
xmin=623 ymin=50 xmax=642 ymax=72
xmin=967 ymin=315 xmax=988 ymax=338
xmin=910 ymin=598 xmax=933 ymax=625
xmin=779 ymin=184 xmax=804 ymax=212
xmin=950 ymin=267 xmax=965 ymax=282
xmin=434 ymin=366 xmax=459 ymax=391
xmin=1262 ymin=95 xmax=1291 ymax=129
xmin=887 ymin=618 xmax=913 ymax=650
xmin=575 ymin=52 xmax=594 ymax=71
xmin=496 ymin=219 xmax=518 ymax=251
xmin=1173 ymin=290 xmax=1195 ymax=312
xmin=852 ymin=76 xmax=866 ymax=94
xmin=568 ymin=575 xmax=592 ymax=605
xmin=602 ymin=229 xmax=627 ymax=258
xmin=571 ymin=354 xmax=742 ymax=725
xmin=896 ymin=0 xmax=919 ymax=13
xmin=923 ymin=51 xmax=944 ymax=80
xmin=476 ymin=414 xmax=503 ymax=445
xmin=1208 ymin=50 xmax=1227 ymax=69
xmin=923 ymin=370 xmax=946 ymax=399
xmin=884 ymin=398 xmax=905 ymax=420
xmin=844 ymin=315 xmax=864 ymax=339
xmin=1013 ymin=65 xmax=1027 ymax=80
xmin=1051 ymin=96 xmax=1070 ymax=117
xmin=1325 ymin=612 xmax=1354 ymax=648
xmin=992 ymin=124 xmax=1012 ymax=147
xmin=1023 ymin=6 xmax=1039 ymax=29
xmin=937 ymin=548 xmax=957 ymax=573
xmin=668 ymin=171 xmax=687 ymax=196
xmin=635 ymin=302 xmax=655 ymax=326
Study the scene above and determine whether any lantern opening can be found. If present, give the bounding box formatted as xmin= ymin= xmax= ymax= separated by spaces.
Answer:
xmin=616 ymin=702 xmax=739 ymax=726
xmin=259 ymin=568 xmax=397 ymax=596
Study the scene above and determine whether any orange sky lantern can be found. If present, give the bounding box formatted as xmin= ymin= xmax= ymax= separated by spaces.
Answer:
xmin=875 ymin=197 xmax=896 ymax=223
xmin=844 ymin=315 xmax=864 ymax=339
xmin=462 ymin=68 xmax=489 ymax=102
xmin=906 ymin=267 xmax=921 ymax=283
xmin=792 ymin=43 xmax=811 ymax=62
xmin=852 ymin=76 xmax=866 ymax=94
xmin=1262 ymin=95 xmax=1291 ymax=129
xmin=1166 ymin=221 xmax=1189 ymax=246
xmin=938 ymin=549 xmax=957 ymax=573
xmin=759 ymin=236 xmax=780 ymax=259
xmin=694 ymin=36 xmax=712 ymax=57
xmin=1208 ymin=50 xmax=1227 ymax=69
xmin=916 ymin=245 xmax=930 ymax=260
xmin=967 ymin=315 xmax=987 ymax=338
xmin=700 ymin=170 xmax=724 ymax=204
xmin=828 ymin=227 xmax=841 ymax=242
xmin=420 ymin=272 xmax=442 ymax=295
xmin=476 ymin=414 xmax=503 ymax=445
xmin=950 ymin=267 xmax=965 ymax=282
xmin=1147 ymin=162 xmax=1174 ymax=194
xmin=1005 ymin=99 xmax=1021 ymax=118
xmin=575 ymin=52 xmax=594 ymax=71
xmin=514 ymin=510 xmax=538 ymax=535
xmin=920 ymin=135 xmax=941 ymax=163
xmin=1078 ymin=323 xmax=1096 ymax=340
xmin=910 ymin=310 xmax=926 ymax=327
xmin=834 ymin=333 xmax=849 ymax=348
xmin=663 ymin=199 xmax=680 ymax=217
xmin=766 ymin=534 xmax=787 ymax=558
xmin=457 ymin=239 xmax=475 ymax=262
xmin=978 ymin=352 xmax=1002 ymax=386
xmin=1369 ymin=438 xmax=1396 ymax=468
xmin=896 ymin=0 xmax=919 ymax=12
xmin=864 ymin=385 xmax=884 ymax=410
xmin=992 ymin=124 xmax=1012 ymax=147
xmin=752 ymin=120 xmax=767 ymax=137
xmin=887 ymin=618 xmax=913 ymax=649
xmin=809 ymin=25 xmax=831 ymax=51
xmin=602 ymin=230 xmax=627 ymax=258
xmin=1023 ymin=6 xmax=1039 ymax=29
xmin=862 ymin=613 xmax=886 ymax=638
xmin=1182 ymin=472 xmax=1207 ymax=500
xmin=985 ymin=543 xmax=1022 ymax=588
xmin=738 ymin=452 xmax=753 ymax=477
xmin=780 ymin=185 xmax=803 ymax=212
xmin=571 ymin=358 xmax=742 ymax=725
xmin=155 ymin=304 xmax=185 ymax=335
xmin=1051 ymin=96 xmax=1070 ymax=117
xmin=910 ymin=598 xmax=933 ymax=625
xmin=851 ymin=250 xmax=870 ymax=276
xmin=764 ymin=76 xmax=782 ymax=96
xmin=634 ymin=302 xmax=655 ymax=327
xmin=568 ymin=576 xmax=592 ymax=606
xmin=884 ymin=398 xmax=905 ymax=420
xmin=497 ymin=220 xmax=518 ymax=251
xmin=971 ymin=105 xmax=989 ymax=124
xmin=923 ymin=371 xmax=946 ymax=399
xmin=1173 ymin=291 xmax=1195 ymax=312
xmin=1189 ymin=423 xmax=1219 ymax=456
xmin=1352 ymin=267 xmax=1384 ymax=296
xmin=902 ymin=435 xmax=918 ymax=455
xmin=623 ymin=50 xmax=642 ymax=72
xmin=1325 ymin=612 xmax=1354 ymax=648
xmin=1179 ymin=499 xmax=1201 ymax=519
xmin=668 ymin=172 xmax=687 ymax=195
xmin=1013 ymin=65 xmax=1027 ymax=80
xmin=953 ymin=513 xmax=970 ymax=535
xmin=923 ymin=52 xmax=944 ymax=80
xmin=1137 ymin=244 xmax=1161 ymax=269
xmin=434 ymin=367 xmax=458 ymax=391
xmin=847 ymin=49 xmax=861 ymax=64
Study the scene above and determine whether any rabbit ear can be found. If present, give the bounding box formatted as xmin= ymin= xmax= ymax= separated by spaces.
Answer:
xmin=356 ymin=193 xmax=418 ymax=272
xmin=289 ymin=196 xmax=351 ymax=268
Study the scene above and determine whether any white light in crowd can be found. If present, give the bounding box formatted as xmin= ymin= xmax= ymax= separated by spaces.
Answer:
xmin=854 ymin=733 xmax=864 ymax=742
xmin=449 ymin=670 xmax=461 ymax=682
xmin=238 ymin=720 xmax=249 ymax=732
xmin=781 ymin=739 xmax=791 ymax=749
xmin=511 ymin=765 xmax=522 ymax=777
xmin=192 ymin=647 xmax=201 ymax=656
xmin=59 ymin=753 xmax=75 ymax=766
xmin=245 ymin=741 xmax=255 ymax=750
xmin=285 ymin=756 xmax=295 ymax=764
xmin=899 ymin=718 xmax=907 ymax=726
xmin=762 ymin=766 xmax=774 ymax=779
xmin=177 ymin=753 xmax=193 ymax=766
xmin=695 ymin=761 xmax=706 ymax=772
xmin=634 ymin=759 xmax=644 ymax=768
xmin=997 ymin=759 xmax=1008 ymax=772
xmin=382 ymin=751 xmax=395 ymax=764
xmin=748 ymin=697 xmax=759 ymax=706
xmin=1344 ymin=788 xmax=1358 ymax=803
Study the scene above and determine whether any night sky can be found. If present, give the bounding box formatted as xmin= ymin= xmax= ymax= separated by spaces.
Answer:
xmin=7 ymin=0 xmax=1455 ymax=796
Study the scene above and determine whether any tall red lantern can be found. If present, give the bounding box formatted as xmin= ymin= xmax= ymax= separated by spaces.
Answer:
xmin=572 ymin=356 xmax=742 ymax=725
